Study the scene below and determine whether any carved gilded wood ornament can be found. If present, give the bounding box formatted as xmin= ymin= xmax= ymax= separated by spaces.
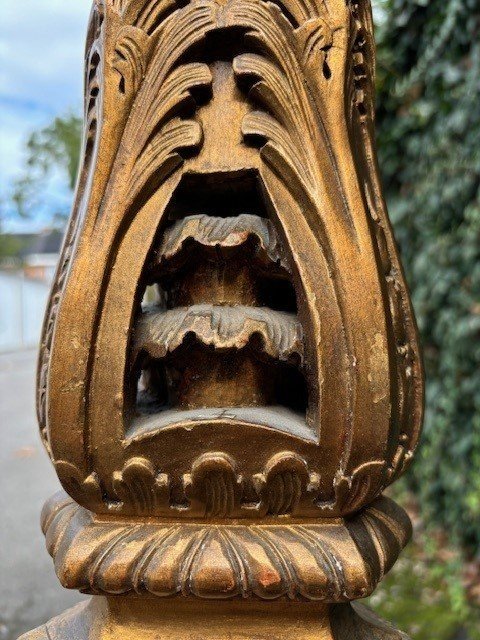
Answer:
xmin=24 ymin=0 xmax=424 ymax=638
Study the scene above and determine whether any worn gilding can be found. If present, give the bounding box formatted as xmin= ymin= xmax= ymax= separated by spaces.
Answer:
xmin=23 ymin=1 xmax=423 ymax=638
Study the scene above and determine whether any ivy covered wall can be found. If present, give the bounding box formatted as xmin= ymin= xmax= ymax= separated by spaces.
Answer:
xmin=374 ymin=0 xmax=480 ymax=554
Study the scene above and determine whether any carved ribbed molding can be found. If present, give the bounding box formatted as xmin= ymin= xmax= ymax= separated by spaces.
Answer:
xmin=42 ymin=491 xmax=411 ymax=601
xmin=54 ymin=448 xmax=409 ymax=519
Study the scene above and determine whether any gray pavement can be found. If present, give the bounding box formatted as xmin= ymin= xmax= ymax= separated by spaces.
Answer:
xmin=0 ymin=350 xmax=84 ymax=640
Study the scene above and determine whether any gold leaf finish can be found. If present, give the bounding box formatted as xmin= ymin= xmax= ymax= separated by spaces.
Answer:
xmin=26 ymin=0 xmax=424 ymax=637
xmin=41 ymin=491 xmax=410 ymax=601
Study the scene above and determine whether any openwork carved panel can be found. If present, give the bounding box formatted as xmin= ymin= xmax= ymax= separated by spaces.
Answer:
xmin=37 ymin=0 xmax=423 ymax=519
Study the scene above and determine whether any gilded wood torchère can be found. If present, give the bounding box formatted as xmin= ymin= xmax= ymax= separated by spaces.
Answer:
xmin=22 ymin=0 xmax=424 ymax=637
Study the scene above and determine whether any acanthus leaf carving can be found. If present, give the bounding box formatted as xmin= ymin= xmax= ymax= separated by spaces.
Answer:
xmin=316 ymin=461 xmax=387 ymax=516
xmin=54 ymin=461 xmax=104 ymax=512
xmin=184 ymin=453 xmax=242 ymax=518
xmin=37 ymin=0 xmax=423 ymax=520
xmin=113 ymin=25 xmax=151 ymax=95
xmin=296 ymin=18 xmax=334 ymax=66
xmin=252 ymin=452 xmax=310 ymax=516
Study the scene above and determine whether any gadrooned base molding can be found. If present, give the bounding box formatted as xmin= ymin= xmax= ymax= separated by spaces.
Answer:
xmin=42 ymin=491 xmax=411 ymax=601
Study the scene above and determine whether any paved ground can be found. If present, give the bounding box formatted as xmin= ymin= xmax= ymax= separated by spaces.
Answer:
xmin=0 ymin=350 xmax=84 ymax=640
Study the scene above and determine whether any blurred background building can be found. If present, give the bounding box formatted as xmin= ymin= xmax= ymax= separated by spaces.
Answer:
xmin=0 ymin=229 xmax=62 ymax=352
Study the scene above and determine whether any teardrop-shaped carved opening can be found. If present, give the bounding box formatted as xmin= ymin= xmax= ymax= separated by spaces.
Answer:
xmin=127 ymin=170 xmax=312 ymax=442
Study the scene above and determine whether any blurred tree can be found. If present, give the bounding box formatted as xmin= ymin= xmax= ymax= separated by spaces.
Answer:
xmin=374 ymin=0 xmax=480 ymax=554
xmin=12 ymin=113 xmax=82 ymax=219
xmin=0 ymin=194 xmax=30 ymax=261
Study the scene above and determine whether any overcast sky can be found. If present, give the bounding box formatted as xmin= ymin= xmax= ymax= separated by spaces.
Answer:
xmin=0 ymin=0 xmax=91 ymax=231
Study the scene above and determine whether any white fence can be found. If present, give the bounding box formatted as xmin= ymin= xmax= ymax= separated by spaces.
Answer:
xmin=0 ymin=271 xmax=50 ymax=352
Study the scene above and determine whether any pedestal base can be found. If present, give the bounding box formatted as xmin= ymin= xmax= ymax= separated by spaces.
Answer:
xmin=20 ymin=597 xmax=409 ymax=640
xmin=20 ymin=492 xmax=412 ymax=639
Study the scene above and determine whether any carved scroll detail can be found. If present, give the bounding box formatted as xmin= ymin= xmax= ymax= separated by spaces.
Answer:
xmin=36 ymin=2 xmax=106 ymax=447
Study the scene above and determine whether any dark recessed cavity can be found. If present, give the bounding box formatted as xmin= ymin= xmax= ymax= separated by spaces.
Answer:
xmin=164 ymin=170 xmax=268 ymax=219
xmin=129 ymin=168 xmax=309 ymax=436
xmin=257 ymin=277 xmax=297 ymax=313
xmin=134 ymin=342 xmax=307 ymax=418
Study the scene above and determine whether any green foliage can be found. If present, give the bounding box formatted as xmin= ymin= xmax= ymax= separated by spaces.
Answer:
xmin=374 ymin=0 xmax=480 ymax=554
xmin=12 ymin=113 xmax=82 ymax=218
xmin=0 ymin=233 xmax=29 ymax=262
xmin=368 ymin=535 xmax=480 ymax=638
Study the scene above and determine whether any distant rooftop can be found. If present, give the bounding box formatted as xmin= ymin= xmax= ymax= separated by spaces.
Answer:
xmin=22 ymin=229 xmax=64 ymax=258
xmin=0 ymin=229 xmax=65 ymax=268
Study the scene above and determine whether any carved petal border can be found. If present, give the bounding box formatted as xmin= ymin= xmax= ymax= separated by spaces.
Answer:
xmin=42 ymin=492 xmax=411 ymax=601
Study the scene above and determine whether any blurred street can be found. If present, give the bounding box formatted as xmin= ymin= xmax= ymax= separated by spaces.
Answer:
xmin=0 ymin=350 xmax=84 ymax=640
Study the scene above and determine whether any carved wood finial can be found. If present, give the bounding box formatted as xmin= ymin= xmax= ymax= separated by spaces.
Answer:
xmin=25 ymin=1 xmax=424 ymax=638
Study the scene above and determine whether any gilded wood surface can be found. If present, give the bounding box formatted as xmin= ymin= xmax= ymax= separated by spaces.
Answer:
xmin=20 ymin=599 xmax=410 ymax=639
xmin=37 ymin=0 xmax=423 ymax=519
xmin=42 ymin=491 xmax=411 ymax=599
xmin=25 ymin=0 xmax=424 ymax=637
